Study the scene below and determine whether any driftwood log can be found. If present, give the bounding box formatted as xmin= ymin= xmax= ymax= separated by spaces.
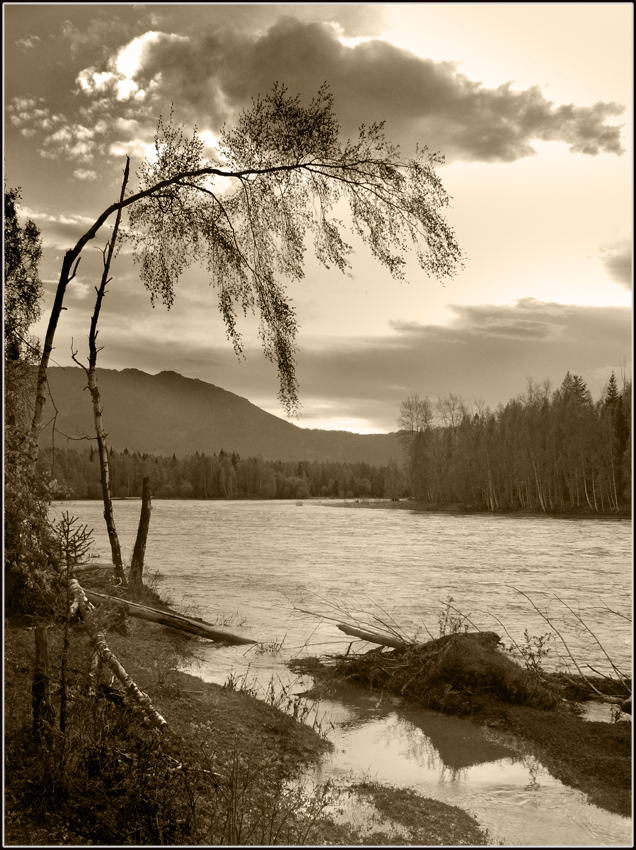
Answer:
xmin=83 ymin=589 xmax=257 ymax=645
xmin=335 ymin=620 xmax=631 ymax=711
xmin=69 ymin=578 xmax=168 ymax=730
xmin=336 ymin=623 xmax=407 ymax=649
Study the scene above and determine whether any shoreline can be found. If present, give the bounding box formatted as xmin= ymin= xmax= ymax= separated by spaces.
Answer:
xmin=330 ymin=498 xmax=632 ymax=521
xmin=291 ymin=647 xmax=632 ymax=819
xmin=52 ymin=495 xmax=631 ymax=519
xmin=5 ymin=610 xmax=492 ymax=846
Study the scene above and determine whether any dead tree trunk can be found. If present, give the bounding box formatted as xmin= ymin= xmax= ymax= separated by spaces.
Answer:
xmin=129 ymin=476 xmax=152 ymax=598
xmin=68 ymin=578 xmax=168 ymax=730
xmin=72 ymin=158 xmax=130 ymax=585
xmin=29 ymin=253 xmax=81 ymax=465
xmin=83 ymin=589 xmax=257 ymax=645
xmin=32 ymin=625 xmax=54 ymax=739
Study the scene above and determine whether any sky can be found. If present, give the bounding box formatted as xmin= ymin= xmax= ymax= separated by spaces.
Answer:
xmin=4 ymin=2 xmax=633 ymax=433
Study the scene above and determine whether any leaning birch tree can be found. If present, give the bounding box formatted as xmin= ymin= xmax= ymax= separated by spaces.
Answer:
xmin=30 ymin=84 xmax=462 ymax=456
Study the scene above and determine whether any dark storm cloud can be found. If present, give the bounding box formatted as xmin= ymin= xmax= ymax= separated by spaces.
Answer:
xmin=102 ymin=17 xmax=625 ymax=161
xmin=600 ymin=241 xmax=632 ymax=288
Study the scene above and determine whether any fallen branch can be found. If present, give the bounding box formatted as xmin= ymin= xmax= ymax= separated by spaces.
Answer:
xmin=336 ymin=622 xmax=408 ymax=649
xmin=68 ymin=578 xmax=168 ymax=730
xmin=294 ymin=604 xmax=413 ymax=649
xmin=509 ymin=586 xmax=629 ymax=706
xmin=83 ymin=589 xmax=257 ymax=645
xmin=551 ymin=592 xmax=630 ymax=691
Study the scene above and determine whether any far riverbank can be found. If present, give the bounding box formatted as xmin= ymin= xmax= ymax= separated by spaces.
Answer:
xmin=332 ymin=497 xmax=632 ymax=520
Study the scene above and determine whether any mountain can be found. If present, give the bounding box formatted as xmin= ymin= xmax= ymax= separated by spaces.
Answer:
xmin=43 ymin=367 xmax=402 ymax=465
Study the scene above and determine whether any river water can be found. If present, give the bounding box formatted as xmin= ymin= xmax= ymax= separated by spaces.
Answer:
xmin=53 ymin=499 xmax=632 ymax=846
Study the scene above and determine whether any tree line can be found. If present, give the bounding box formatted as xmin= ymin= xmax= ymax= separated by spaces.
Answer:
xmin=39 ymin=446 xmax=395 ymax=501
xmin=40 ymin=369 xmax=630 ymax=514
xmin=400 ymin=371 xmax=631 ymax=514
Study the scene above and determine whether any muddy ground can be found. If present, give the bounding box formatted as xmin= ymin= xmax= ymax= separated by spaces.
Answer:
xmin=5 ymin=609 xmax=491 ymax=846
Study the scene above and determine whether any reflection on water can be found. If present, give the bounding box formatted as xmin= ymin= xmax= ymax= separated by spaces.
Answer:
xmin=53 ymin=500 xmax=632 ymax=846
xmin=304 ymin=682 xmax=631 ymax=847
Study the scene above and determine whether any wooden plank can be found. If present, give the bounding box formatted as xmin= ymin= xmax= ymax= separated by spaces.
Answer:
xmin=83 ymin=589 xmax=257 ymax=645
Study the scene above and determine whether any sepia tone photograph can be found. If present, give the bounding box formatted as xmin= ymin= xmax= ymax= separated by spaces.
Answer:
xmin=4 ymin=2 xmax=632 ymax=846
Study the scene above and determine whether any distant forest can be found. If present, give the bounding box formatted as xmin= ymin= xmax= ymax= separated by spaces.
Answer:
xmin=41 ymin=447 xmax=393 ymax=501
xmin=42 ymin=371 xmax=630 ymax=515
xmin=402 ymin=371 xmax=631 ymax=514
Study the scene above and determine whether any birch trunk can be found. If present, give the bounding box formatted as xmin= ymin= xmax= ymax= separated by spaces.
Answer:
xmin=68 ymin=578 xmax=168 ymax=730
xmin=83 ymin=589 xmax=257 ymax=645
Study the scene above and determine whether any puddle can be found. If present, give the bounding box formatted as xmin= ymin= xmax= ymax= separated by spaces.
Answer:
xmin=182 ymin=657 xmax=631 ymax=846
xmin=581 ymin=700 xmax=624 ymax=723
xmin=299 ymin=681 xmax=631 ymax=847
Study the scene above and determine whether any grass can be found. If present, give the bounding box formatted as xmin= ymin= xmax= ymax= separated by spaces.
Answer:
xmin=5 ymin=613 xmax=497 ymax=845
xmin=351 ymin=782 xmax=491 ymax=845
xmin=4 ymin=613 xmax=334 ymax=846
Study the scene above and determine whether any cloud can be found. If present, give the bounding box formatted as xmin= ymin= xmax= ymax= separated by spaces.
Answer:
xmin=600 ymin=240 xmax=631 ymax=288
xmin=73 ymin=168 xmax=98 ymax=182
xmin=16 ymin=34 xmax=41 ymax=49
xmin=43 ymin=296 xmax=631 ymax=431
xmin=77 ymin=30 xmax=188 ymax=102
xmin=7 ymin=99 xmax=104 ymax=164
xmin=39 ymin=120 xmax=108 ymax=163
xmin=73 ymin=18 xmax=624 ymax=162
xmin=21 ymin=206 xmax=96 ymax=250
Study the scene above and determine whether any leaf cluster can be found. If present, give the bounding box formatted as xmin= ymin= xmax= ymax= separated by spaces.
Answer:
xmin=127 ymin=84 xmax=462 ymax=411
xmin=4 ymin=187 xmax=43 ymax=364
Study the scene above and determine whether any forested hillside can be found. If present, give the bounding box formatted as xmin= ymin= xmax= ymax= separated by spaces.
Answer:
xmin=43 ymin=367 xmax=401 ymax=464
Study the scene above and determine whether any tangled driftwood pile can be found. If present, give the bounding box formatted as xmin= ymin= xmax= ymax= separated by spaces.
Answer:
xmin=327 ymin=630 xmax=562 ymax=714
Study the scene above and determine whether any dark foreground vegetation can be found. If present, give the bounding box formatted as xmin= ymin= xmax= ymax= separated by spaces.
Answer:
xmin=5 ymin=591 xmax=492 ymax=846
xmin=292 ymin=630 xmax=631 ymax=817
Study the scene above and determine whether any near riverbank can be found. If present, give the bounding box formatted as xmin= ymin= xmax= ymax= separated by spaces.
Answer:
xmin=4 ymin=601 xmax=492 ymax=846
xmin=291 ymin=634 xmax=631 ymax=819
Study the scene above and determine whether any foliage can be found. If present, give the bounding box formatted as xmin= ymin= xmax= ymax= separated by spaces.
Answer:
xmin=49 ymin=512 xmax=94 ymax=570
xmin=127 ymin=85 xmax=462 ymax=411
xmin=4 ymin=188 xmax=60 ymax=616
xmin=508 ymin=629 xmax=554 ymax=677
xmin=5 ymin=636 xmax=334 ymax=846
xmin=39 ymin=446 xmax=389 ymax=500
xmin=4 ymin=186 xmax=42 ymax=364
xmin=437 ymin=596 xmax=470 ymax=637
xmin=401 ymin=371 xmax=631 ymax=513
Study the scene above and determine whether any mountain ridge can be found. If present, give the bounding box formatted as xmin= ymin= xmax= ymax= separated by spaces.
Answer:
xmin=43 ymin=367 xmax=401 ymax=465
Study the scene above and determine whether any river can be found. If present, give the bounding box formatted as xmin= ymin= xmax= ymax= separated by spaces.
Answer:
xmin=52 ymin=499 xmax=632 ymax=846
